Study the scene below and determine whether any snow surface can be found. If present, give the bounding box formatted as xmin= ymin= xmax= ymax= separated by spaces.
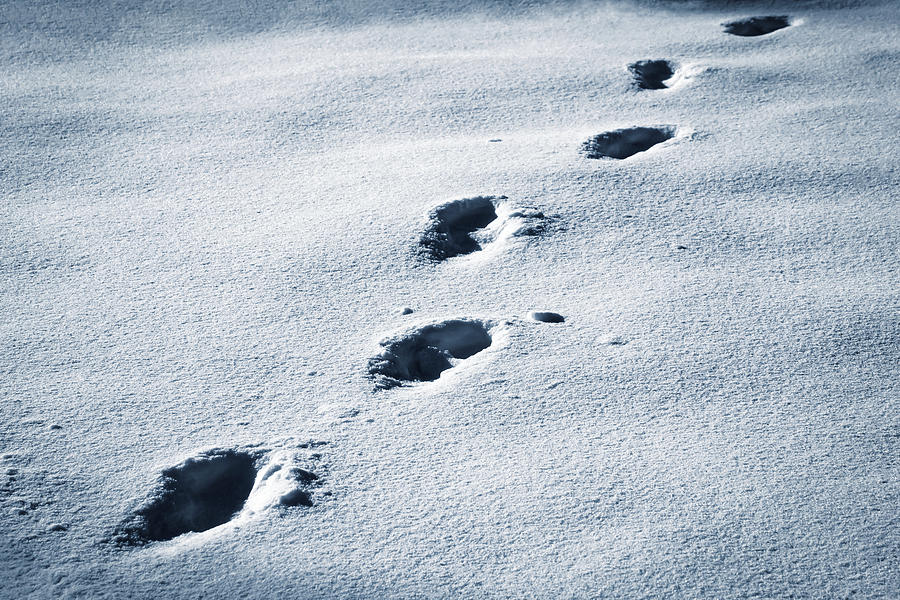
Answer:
xmin=1 ymin=0 xmax=898 ymax=597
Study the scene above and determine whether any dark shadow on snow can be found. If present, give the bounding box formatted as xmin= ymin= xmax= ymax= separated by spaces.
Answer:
xmin=581 ymin=126 xmax=676 ymax=159
xmin=628 ymin=59 xmax=675 ymax=89
xmin=419 ymin=196 xmax=500 ymax=261
xmin=112 ymin=450 xmax=258 ymax=545
xmin=723 ymin=16 xmax=790 ymax=36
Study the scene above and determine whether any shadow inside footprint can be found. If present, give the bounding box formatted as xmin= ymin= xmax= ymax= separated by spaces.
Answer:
xmin=530 ymin=311 xmax=565 ymax=323
xmin=581 ymin=126 xmax=676 ymax=160
xmin=368 ymin=319 xmax=493 ymax=389
xmin=723 ymin=16 xmax=790 ymax=36
xmin=419 ymin=197 xmax=499 ymax=260
xmin=628 ymin=60 xmax=675 ymax=90
xmin=113 ymin=450 xmax=258 ymax=545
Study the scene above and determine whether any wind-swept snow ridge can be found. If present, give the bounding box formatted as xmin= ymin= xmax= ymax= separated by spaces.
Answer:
xmin=723 ymin=16 xmax=791 ymax=37
xmin=581 ymin=126 xmax=676 ymax=159
xmin=112 ymin=448 xmax=320 ymax=545
xmin=628 ymin=59 xmax=676 ymax=89
xmin=368 ymin=318 xmax=495 ymax=389
xmin=418 ymin=196 xmax=547 ymax=261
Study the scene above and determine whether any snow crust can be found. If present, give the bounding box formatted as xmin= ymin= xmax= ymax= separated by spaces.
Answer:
xmin=1 ymin=0 xmax=898 ymax=598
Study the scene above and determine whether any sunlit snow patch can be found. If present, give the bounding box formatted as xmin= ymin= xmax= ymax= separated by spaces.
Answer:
xmin=418 ymin=196 xmax=547 ymax=261
xmin=112 ymin=448 xmax=319 ymax=546
xmin=662 ymin=63 xmax=703 ymax=91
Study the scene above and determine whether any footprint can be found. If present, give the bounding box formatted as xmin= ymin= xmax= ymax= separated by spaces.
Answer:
xmin=628 ymin=60 xmax=675 ymax=90
xmin=529 ymin=311 xmax=565 ymax=323
xmin=112 ymin=447 xmax=321 ymax=545
xmin=368 ymin=319 xmax=495 ymax=389
xmin=723 ymin=16 xmax=790 ymax=37
xmin=581 ymin=126 xmax=676 ymax=160
xmin=418 ymin=196 xmax=547 ymax=261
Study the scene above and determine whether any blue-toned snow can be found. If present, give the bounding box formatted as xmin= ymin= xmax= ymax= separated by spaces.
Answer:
xmin=1 ymin=0 xmax=898 ymax=598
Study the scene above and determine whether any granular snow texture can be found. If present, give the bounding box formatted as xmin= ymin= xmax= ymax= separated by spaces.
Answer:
xmin=1 ymin=0 xmax=898 ymax=598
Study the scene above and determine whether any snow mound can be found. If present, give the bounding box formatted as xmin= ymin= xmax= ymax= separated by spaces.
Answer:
xmin=112 ymin=448 xmax=320 ymax=546
xmin=723 ymin=16 xmax=791 ymax=37
xmin=580 ymin=126 xmax=677 ymax=160
xmin=418 ymin=196 xmax=547 ymax=261
xmin=242 ymin=450 xmax=319 ymax=512
xmin=627 ymin=59 xmax=675 ymax=90
xmin=368 ymin=318 xmax=495 ymax=389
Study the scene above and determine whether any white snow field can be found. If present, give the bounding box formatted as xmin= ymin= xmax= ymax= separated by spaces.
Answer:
xmin=1 ymin=0 xmax=898 ymax=597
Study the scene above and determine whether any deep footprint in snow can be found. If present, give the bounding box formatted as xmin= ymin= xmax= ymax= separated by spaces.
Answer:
xmin=418 ymin=196 xmax=546 ymax=261
xmin=628 ymin=60 xmax=675 ymax=89
xmin=723 ymin=16 xmax=790 ymax=36
xmin=420 ymin=196 xmax=497 ymax=260
xmin=112 ymin=448 xmax=320 ymax=545
xmin=114 ymin=449 xmax=257 ymax=544
xmin=368 ymin=319 xmax=493 ymax=389
xmin=581 ymin=126 xmax=676 ymax=160
xmin=530 ymin=311 xmax=565 ymax=323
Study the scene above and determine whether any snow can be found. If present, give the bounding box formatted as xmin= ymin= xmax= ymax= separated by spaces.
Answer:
xmin=1 ymin=0 xmax=898 ymax=598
